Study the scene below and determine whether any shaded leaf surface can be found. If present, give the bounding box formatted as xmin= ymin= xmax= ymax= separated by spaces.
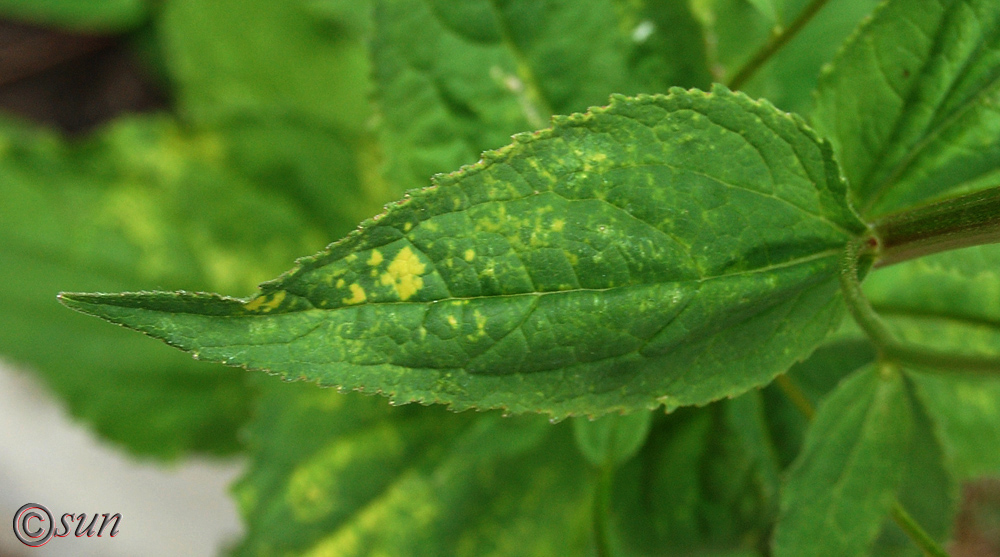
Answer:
xmin=61 ymin=88 xmax=864 ymax=417
xmin=234 ymin=379 xmax=593 ymax=556
xmin=0 ymin=116 xmax=324 ymax=457
xmin=814 ymin=0 xmax=1000 ymax=216
xmin=773 ymin=366 xmax=913 ymax=557
xmin=609 ymin=406 xmax=774 ymax=555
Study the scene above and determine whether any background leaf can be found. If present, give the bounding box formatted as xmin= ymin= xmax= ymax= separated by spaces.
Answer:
xmin=60 ymin=88 xmax=865 ymax=417
xmin=609 ymin=405 xmax=774 ymax=555
xmin=373 ymin=0 xmax=711 ymax=195
xmin=865 ymin=245 xmax=1000 ymax=478
xmin=773 ymin=366 xmax=913 ymax=557
xmin=234 ymin=379 xmax=594 ymax=556
xmin=157 ymin=0 xmax=371 ymax=132
xmin=0 ymin=115 xmax=325 ymax=457
xmin=573 ymin=411 xmax=653 ymax=469
xmin=814 ymin=0 xmax=1000 ymax=217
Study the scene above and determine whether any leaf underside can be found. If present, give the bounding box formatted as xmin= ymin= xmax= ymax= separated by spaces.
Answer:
xmin=61 ymin=86 xmax=865 ymax=417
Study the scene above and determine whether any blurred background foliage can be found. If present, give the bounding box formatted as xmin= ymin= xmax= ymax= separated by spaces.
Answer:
xmin=0 ymin=0 xmax=997 ymax=555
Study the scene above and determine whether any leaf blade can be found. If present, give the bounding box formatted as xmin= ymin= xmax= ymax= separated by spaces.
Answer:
xmin=814 ymin=0 xmax=1000 ymax=217
xmin=62 ymin=88 xmax=865 ymax=416
xmin=773 ymin=366 xmax=913 ymax=557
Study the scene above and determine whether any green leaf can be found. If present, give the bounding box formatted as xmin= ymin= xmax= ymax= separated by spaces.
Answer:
xmin=910 ymin=373 xmax=1000 ymax=478
xmin=873 ymin=373 xmax=958 ymax=557
xmin=813 ymin=0 xmax=1000 ymax=217
xmin=234 ymin=379 xmax=593 ymax=556
xmin=0 ymin=0 xmax=148 ymax=31
xmin=864 ymin=245 xmax=1000 ymax=478
xmin=60 ymin=88 xmax=866 ymax=417
xmin=773 ymin=366 xmax=913 ymax=557
xmin=0 ymin=116 xmax=324 ymax=457
xmin=373 ymin=0 xmax=711 ymax=194
xmin=157 ymin=0 xmax=371 ymax=132
xmin=573 ymin=411 xmax=653 ymax=469
xmin=215 ymin=115 xmax=390 ymax=237
xmin=740 ymin=0 xmax=882 ymax=116
xmin=745 ymin=0 xmax=779 ymax=23
xmin=725 ymin=390 xmax=782 ymax=516
xmin=609 ymin=406 xmax=774 ymax=555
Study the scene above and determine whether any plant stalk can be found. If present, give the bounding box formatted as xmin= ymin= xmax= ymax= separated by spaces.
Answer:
xmin=840 ymin=237 xmax=1000 ymax=373
xmin=872 ymin=186 xmax=1000 ymax=267
xmin=890 ymin=502 xmax=951 ymax=557
xmin=727 ymin=0 xmax=834 ymax=90
xmin=593 ymin=465 xmax=615 ymax=557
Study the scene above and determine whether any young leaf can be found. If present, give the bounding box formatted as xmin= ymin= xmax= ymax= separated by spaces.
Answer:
xmin=60 ymin=87 xmax=866 ymax=417
xmin=234 ymin=379 xmax=593 ymax=556
xmin=0 ymin=116 xmax=324 ymax=457
xmin=773 ymin=365 xmax=913 ymax=557
xmin=572 ymin=411 xmax=653 ymax=469
xmin=813 ymin=0 xmax=1000 ymax=217
xmin=373 ymin=0 xmax=711 ymax=194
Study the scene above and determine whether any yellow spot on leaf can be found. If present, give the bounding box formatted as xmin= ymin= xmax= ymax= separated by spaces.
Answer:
xmin=342 ymin=284 xmax=367 ymax=305
xmin=552 ymin=219 xmax=565 ymax=232
xmin=336 ymin=279 xmax=345 ymax=288
xmin=464 ymin=249 xmax=475 ymax=262
xmin=244 ymin=290 xmax=287 ymax=312
xmin=379 ymin=246 xmax=426 ymax=301
xmin=447 ymin=315 xmax=458 ymax=327
xmin=368 ymin=250 xmax=383 ymax=266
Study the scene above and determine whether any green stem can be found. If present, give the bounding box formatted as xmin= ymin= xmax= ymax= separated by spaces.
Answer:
xmin=593 ymin=466 xmax=615 ymax=557
xmin=774 ymin=374 xmax=815 ymax=420
xmin=872 ymin=185 xmax=1000 ymax=268
xmin=890 ymin=502 xmax=951 ymax=557
xmin=727 ymin=0 xmax=834 ymax=90
xmin=840 ymin=237 xmax=1000 ymax=373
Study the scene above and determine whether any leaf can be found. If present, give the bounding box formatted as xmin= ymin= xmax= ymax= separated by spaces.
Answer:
xmin=609 ymin=406 xmax=774 ymax=555
xmin=0 ymin=0 xmax=148 ymax=31
xmin=0 ymin=116 xmax=324 ymax=457
xmin=725 ymin=390 xmax=782 ymax=516
xmin=773 ymin=365 xmax=913 ymax=557
xmin=572 ymin=411 xmax=653 ymax=469
xmin=864 ymin=245 xmax=1000 ymax=477
xmin=813 ymin=0 xmax=1000 ymax=217
xmin=373 ymin=0 xmax=711 ymax=194
xmin=216 ymin=115 xmax=391 ymax=236
xmin=233 ymin=379 xmax=593 ymax=556
xmin=872 ymin=373 xmax=958 ymax=557
xmin=745 ymin=0 xmax=778 ymax=23
xmin=910 ymin=373 xmax=1000 ymax=478
xmin=741 ymin=0 xmax=882 ymax=116
xmin=157 ymin=0 xmax=371 ymax=132
xmin=60 ymin=87 xmax=866 ymax=417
